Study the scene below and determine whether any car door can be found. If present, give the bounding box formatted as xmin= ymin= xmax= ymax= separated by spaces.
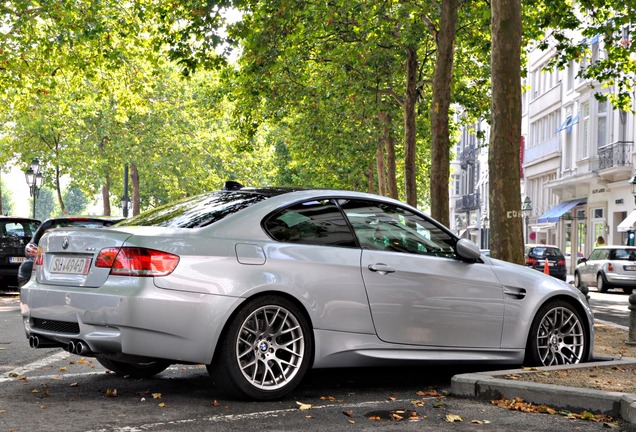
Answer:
xmin=339 ymin=199 xmax=505 ymax=348
xmin=579 ymin=249 xmax=605 ymax=285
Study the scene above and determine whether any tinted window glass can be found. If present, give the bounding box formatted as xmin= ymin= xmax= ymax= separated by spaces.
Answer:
xmin=1 ymin=221 xmax=39 ymax=238
xmin=122 ymin=192 xmax=268 ymax=228
xmin=264 ymin=200 xmax=356 ymax=247
xmin=588 ymin=249 xmax=602 ymax=260
xmin=338 ymin=199 xmax=456 ymax=257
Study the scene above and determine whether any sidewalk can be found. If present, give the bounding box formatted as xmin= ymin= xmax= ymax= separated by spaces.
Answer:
xmin=451 ymin=319 xmax=636 ymax=423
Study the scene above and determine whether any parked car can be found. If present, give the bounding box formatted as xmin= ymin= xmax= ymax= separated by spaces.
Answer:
xmin=21 ymin=184 xmax=594 ymax=400
xmin=524 ymin=244 xmax=567 ymax=281
xmin=17 ymin=216 xmax=124 ymax=289
xmin=0 ymin=217 xmax=41 ymax=290
xmin=574 ymin=246 xmax=636 ymax=294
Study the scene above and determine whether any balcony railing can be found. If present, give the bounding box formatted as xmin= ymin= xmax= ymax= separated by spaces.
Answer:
xmin=460 ymin=144 xmax=477 ymax=168
xmin=598 ymin=140 xmax=633 ymax=170
xmin=455 ymin=192 xmax=481 ymax=211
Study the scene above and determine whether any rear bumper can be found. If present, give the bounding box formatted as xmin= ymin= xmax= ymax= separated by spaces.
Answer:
xmin=605 ymin=274 xmax=636 ymax=287
xmin=20 ymin=279 xmax=243 ymax=364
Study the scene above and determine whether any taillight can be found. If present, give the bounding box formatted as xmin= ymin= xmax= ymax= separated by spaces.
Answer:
xmin=526 ymin=257 xmax=537 ymax=266
xmin=557 ymin=259 xmax=566 ymax=266
xmin=25 ymin=242 xmax=38 ymax=259
xmin=34 ymin=246 xmax=43 ymax=266
xmin=608 ymin=263 xmax=614 ymax=272
xmin=95 ymin=247 xmax=179 ymax=277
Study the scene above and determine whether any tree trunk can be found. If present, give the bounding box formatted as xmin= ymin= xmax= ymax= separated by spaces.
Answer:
xmin=55 ymin=164 xmax=66 ymax=216
xmin=380 ymin=111 xmax=399 ymax=199
xmin=489 ymin=0 xmax=523 ymax=264
xmin=404 ymin=45 xmax=418 ymax=207
xmin=430 ymin=0 xmax=458 ymax=227
xmin=366 ymin=163 xmax=376 ymax=194
xmin=376 ymin=138 xmax=387 ymax=196
xmin=131 ymin=163 xmax=140 ymax=216
xmin=102 ymin=174 xmax=111 ymax=216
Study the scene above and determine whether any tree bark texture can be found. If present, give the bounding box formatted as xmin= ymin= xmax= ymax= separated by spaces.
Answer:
xmin=404 ymin=45 xmax=418 ymax=207
xmin=131 ymin=163 xmax=140 ymax=216
xmin=489 ymin=0 xmax=524 ymax=264
xmin=102 ymin=174 xmax=111 ymax=216
xmin=430 ymin=0 xmax=458 ymax=227
xmin=376 ymin=139 xmax=387 ymax=196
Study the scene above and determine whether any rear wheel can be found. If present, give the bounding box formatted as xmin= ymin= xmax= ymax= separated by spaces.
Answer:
xmin=96 ymin=356 xmax=171 ymax=378
xmin=525 ymin=300 xmax=588 ymax=366
xmin=597 ymin=273 xmax=610 ymax=293
xmin=208 ymin=295 xmax=312 ymax=400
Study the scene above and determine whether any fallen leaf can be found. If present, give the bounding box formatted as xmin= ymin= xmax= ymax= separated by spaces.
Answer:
xmin=347 ymin=419 xmax=355 ymax=424
xmin=296 ymin=401 xmax=312 ymax=410
xmin=158 ymin=403 xmax=166 ymax=407
xmin=368 ymin=415 xmax=381 ymax=421
xmin=69 ymin=382 xmax=78 ymax=387
xmin=342 ymin=410 xmax=353 ymax=417
xmin=106 ymin=388 xmax=118 ymax=397
xmin=152 ymin=393 xmax=162 ymax=399
xmin=445 ymin=414 xmax=463 ymax=423
xmin=212 ymin=400 xmax=219 ymax=407
xmin=471 ymin=419 xmax=491 ymax=424
xmin=59 ymin=367 xmax=67 ymax=372
xmin=31 ymin=389 xmax=39 ymax=394
xmin=305 ymin=415 xmax=314 ymax=419
xmin=387 ymin=396 xmax=396 ymax=401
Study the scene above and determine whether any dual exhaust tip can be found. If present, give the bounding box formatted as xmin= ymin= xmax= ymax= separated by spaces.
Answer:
xmin=28 ymin=335 xmax=92 ymax=355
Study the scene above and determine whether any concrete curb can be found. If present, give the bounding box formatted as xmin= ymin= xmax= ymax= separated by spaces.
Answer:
xmin=451 ymin=358 xmax=636 ymax=422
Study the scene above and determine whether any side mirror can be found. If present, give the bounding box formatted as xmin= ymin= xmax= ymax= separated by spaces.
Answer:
xmin=577 ymin=258 xmax=587 ymax=265
xmin=456 ymin=238 xmax=482 ymax=261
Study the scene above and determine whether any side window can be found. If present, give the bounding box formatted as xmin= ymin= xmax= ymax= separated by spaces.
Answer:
xmin=263 ymin=199 xmax=356 ymax=248
xmin=588 ymin=249 xmax=601 ymax=260
xmin=614 ymin=249 xmax=630 ymax=260
xmin=597 ymin=249 xmax=610 ymax=260
xmin=338 ymin=198 xmax=456 ymax=257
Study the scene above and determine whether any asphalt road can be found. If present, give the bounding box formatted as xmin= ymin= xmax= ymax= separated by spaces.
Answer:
xmin=2 ymin=292 xmax=636 ymax=432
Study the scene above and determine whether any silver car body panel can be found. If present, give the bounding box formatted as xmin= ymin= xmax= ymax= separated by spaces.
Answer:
xmin=21 ymin=189 xmax=594 ymax=368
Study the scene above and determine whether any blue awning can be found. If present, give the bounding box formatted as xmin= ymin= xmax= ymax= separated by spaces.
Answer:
xmin=537 ymin=198 xmax=587 ymax=223
xmin=557 ymin=113 xmax=579 ymax=133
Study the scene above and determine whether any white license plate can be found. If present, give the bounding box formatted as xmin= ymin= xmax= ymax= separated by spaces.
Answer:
xmin=9 ymin=257 xmax=25 ymax=264
xmin=50 ymin=256 xmax=92 ymax=275
xmin=625 ymin=265 xmax=636 ymax=271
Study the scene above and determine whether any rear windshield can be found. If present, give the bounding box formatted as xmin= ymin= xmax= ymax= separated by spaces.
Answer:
xmin=120 ymin=191 xmax=269 ymax=228
xmin=1 ymin=220 xmax=39 ymax=238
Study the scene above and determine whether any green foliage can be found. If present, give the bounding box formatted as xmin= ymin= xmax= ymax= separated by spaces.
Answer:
xmin=33 ymin=188 xmax=56 ymax=220
xmin=0 ymin=178 xmax=14 ymax=216
xmin=63 ymin=187 xmax=89 ymax=215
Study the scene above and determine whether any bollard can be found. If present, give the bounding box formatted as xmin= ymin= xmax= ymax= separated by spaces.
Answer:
xmin=628 ymin=294 xmax=636 ymax=345
xmin=579 ymin=284 xmax=590 ymax=303
xmin=543 ymin=260 xmax=550 ymax=275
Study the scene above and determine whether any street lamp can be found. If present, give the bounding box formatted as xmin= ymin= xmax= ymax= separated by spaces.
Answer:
xmin=24 ymin=158 xmax=44 ymax=219
xmin=522 ymin=196 xmax=533 ymax=244
xmin=121 ymin=164 xmax=130 ymax=217
xmin=630 ymin=174 xmax=636 ymax=204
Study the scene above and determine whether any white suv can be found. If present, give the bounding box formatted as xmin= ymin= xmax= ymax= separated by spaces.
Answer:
xmin=574 ymin=246 xmax=636 ymax=294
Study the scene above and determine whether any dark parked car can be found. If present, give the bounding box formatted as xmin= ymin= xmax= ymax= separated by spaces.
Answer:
xmin=0 ymin=217 xmax=41 ymax=290
xmin=525 ymin=244 xmax=567 ymax=281
xmin=17 ymin=216 xmax=123 ymax=288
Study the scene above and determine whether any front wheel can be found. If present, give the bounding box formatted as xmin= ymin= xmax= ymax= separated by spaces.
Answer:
xmin=573 ymin=272 xmax=581 ymax=288
xmin=209 ymin=295 xmax=313 ymax=400
xmin=525 ymin=301 xmax=588 ymax=366
xmin=96 ymin=356 xmax=171 ymax=378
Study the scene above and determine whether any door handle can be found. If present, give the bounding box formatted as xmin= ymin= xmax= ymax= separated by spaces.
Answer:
xmin=368 ymin=263 xmax=397 ymax=275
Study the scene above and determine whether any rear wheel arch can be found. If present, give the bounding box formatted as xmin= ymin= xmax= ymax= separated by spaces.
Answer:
xmin=211 ymin=291 xmax=315 ymax=363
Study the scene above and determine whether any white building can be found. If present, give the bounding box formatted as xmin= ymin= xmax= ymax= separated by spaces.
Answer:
xmin=451 ymin=28 xmax=635 ymax=272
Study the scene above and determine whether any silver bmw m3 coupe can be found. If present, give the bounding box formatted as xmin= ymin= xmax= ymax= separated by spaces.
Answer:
xmin=20 ymin=184 xmax=594 ymax=400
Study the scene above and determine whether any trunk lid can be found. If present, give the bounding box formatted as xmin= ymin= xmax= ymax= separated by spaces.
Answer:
xmin=36 ymin=228 xmax=133 ymax=288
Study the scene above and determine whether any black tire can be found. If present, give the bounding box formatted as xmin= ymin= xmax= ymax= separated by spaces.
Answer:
xmin=525 ymin=300 xmax=588 ymax=366
xmin=96 ymin=355 xmax=171 ymax=378
xmin=573 ymin=272 xmax=581 ymax=288
xmin=208 ymin=295 xmax=313 ymax=400
xmin=597 ymin=273 xmax=610 ymax=293
xmin=624 ymin=287 xmax=634 ymax=295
